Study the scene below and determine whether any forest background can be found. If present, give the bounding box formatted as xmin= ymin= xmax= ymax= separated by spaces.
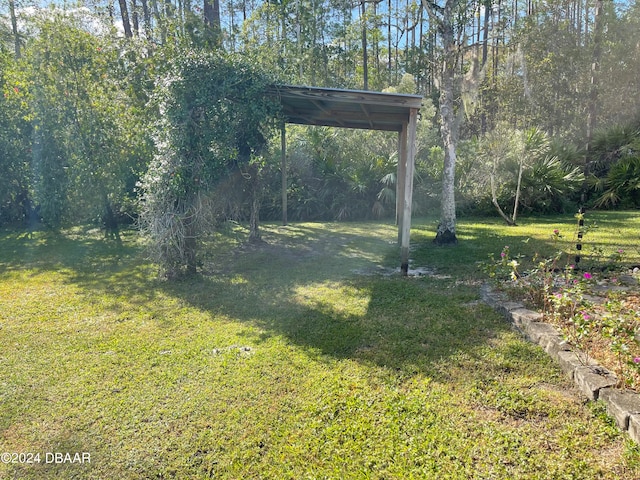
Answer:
xmin=1 ymin=0 xmax=639 ymax=244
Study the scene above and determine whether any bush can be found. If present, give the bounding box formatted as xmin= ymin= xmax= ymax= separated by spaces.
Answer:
xmin=138 ymin=50 xmax=280 ymax=277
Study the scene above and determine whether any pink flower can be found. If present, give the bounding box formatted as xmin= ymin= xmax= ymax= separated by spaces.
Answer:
xmin=583 ymin=272 xmax=592 ymax=280
xmin=581 ymin=311 xmax=591 ymax=320
xmin=634 ymin=357 xmax=640 ymax=364
xmin=500 ymin=252 xmax=506 ymax=258
xmin=553 ymin=229 xmax=559 ymax=235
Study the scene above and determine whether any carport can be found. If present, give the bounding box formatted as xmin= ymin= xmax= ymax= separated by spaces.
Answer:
xmin=267 ymin=84 xmax=423 ymax=275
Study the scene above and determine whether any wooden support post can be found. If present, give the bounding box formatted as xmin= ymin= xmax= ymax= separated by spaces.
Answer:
xmin=400 ymin=108 xmax=418 ymax=276
xmin=281 ymin=123 xmax=288 ymax=226
xmin=396 ymin=126 xmax=407 ymax=243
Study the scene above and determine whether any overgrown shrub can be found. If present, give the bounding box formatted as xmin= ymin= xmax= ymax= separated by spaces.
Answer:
xmin=138 ymin=50 xmax=280 ymax=277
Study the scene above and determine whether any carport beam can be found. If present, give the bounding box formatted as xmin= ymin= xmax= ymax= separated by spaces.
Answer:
xmin=281 ymin=123 xmax=287 ymax=226
xmin=400 ymin=108 xmax=418 ymax=276
xmin=396 ymin=126 xmax=407 ymax=240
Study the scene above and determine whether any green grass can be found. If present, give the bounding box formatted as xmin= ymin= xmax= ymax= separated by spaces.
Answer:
xmin=409 ymin=211 xmax=640 ymax=277
xmin=1 ymin=213 xmax=640 ymax=479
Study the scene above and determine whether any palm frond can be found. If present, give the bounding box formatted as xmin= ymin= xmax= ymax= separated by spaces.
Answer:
xmin=376 ymin=186 xmax=395 ymax=205
xmin=380 ymin=172 xmax=396 ymax=187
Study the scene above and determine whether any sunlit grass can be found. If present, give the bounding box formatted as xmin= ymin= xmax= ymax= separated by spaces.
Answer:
xmin=1 ymin=214 xmax=640 ymax=478
xmin=410 ymin=211 xmax=640 ymax=277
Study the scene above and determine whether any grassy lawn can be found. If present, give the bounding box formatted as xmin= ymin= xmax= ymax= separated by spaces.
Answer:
xmin=1 ymin=212 xmax=640 ymax=479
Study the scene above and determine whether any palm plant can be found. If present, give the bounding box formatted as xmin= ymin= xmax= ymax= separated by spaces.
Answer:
xmin=478 ymin=125 xmax=585 ymax=221
xmin=591 ymin=155 xmax=640 ymax=208
xmin=519 ymin=155 xmax=584 ymax=213
xmin=588 ymin=121 xmax=640 ymax=177
xmin=375 ymin=169 xmax=396 ymax=219
xmin=480 ymin=126 xmax=548 ymax=225
xmin=588 ymin=118 xmax=640 ymax=208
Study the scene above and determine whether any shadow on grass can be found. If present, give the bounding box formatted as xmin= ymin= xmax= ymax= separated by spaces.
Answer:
xmin=142 ymin=268 xmax=508 ymax=380
xmin=0 ymin=221 xmax=510 ymax=379
xmin=0 ymin=227 xmax=140 ymax=275
xmin=4 ymin=212 xmax=636 ymax=378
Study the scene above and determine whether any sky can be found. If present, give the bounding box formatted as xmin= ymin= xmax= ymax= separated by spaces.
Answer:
xmin=1 ymin=1 xmax=123 ymax=37
xmin=0 ymin=1 xmax=114 ymax=19
xmin=2 ymin=0 xmax=635 ymax=42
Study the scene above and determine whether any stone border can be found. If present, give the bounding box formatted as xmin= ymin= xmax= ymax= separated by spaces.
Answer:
xmin=481 ymin=283 xmax=640 ymax=443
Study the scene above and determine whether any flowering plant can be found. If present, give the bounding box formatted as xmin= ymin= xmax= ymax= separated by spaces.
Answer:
xmin=484 ymin=218 xmax=640 ymax=388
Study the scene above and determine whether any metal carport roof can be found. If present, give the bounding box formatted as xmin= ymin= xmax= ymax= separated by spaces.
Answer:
xmin=267 ymin=84 xmax=423 ymax=132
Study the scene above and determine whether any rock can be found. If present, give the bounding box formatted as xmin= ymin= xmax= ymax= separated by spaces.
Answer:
xmin=573 ymin=366 xmax=618 ymax=401
xmin=496 ymin=301 xmax=525 ymax=316
xmin=628 ymin=414 xmax=640 ymax=443
xmin=523 ymin=322 xmax=560 ymax=345
xmin=619 ymin=274 xmax=638 ymax=286
xmin=541 ymin=334 xmax=572 ymax=362
xmin=510 ymin=308 xmax=543 ymax=332
xmin=556 ymin=350 xmax=590 ymax=379
xmin=599 ymin=388 xmax=640 ymax=430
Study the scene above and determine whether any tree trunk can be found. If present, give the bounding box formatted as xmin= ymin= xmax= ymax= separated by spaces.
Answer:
xmin=281 ymin=123 xmax=288 ymax=226
xmin=490 ymin=172 xmax=515 ymax=225
xmin=388 ymin=0 xmax=392 ymax=82
xmin=184 ymin=233 xmax=197 ymax=275
xmin=249 ymin=194 xmax=261 ymax=242
xmin=204 ymin=0 xmax=222 ymax=46
xmin=481 ymin=0 xmax=490 ymax=133
xmin=431 ymin=1 xmax=459 ymax=245
xmin=511 ymin=159 xmax=524 ymax=225
xmin=583 ymin=0 xmax=603 ymax=203
xmin=184 ymin=204 xmax=198 ymax=275
xmin=311 ymin=0 xmax=318 ymax=85
xmin=118 ymin=0 xmax=134 ymax=37
xmin=103 ymin=197 xmax=122 ymax=244
xmin=130 ymin=0 xmax=140 ymax=35
xmin=9 ymin=0 xmax=20 ymax=58
xmin=150 ymin=0 xmax=166 ymax=43
xmin=296 ymin=0 xmax=302 ymax=80
xmin=482 ymin=0 xmax=490 ymax=65
xmin=248 ymin=163 xmax=262 ymax=242
xmin=204 ymin=0 xmax=214 ymax=27
xmin=140 ymin=0 xmax=152 ymax=39
xmin=436 ymin=97 xmax=458 ymax=242
xmin=212 ymin=0 xmax=221 ymax=43
xmin=361 ymin=0 xmax=368 ymax=90
xmin=585 ymin=0 xmax=603 ymax=156
xmin=373 ymin=0 xmax=379 ymax=84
